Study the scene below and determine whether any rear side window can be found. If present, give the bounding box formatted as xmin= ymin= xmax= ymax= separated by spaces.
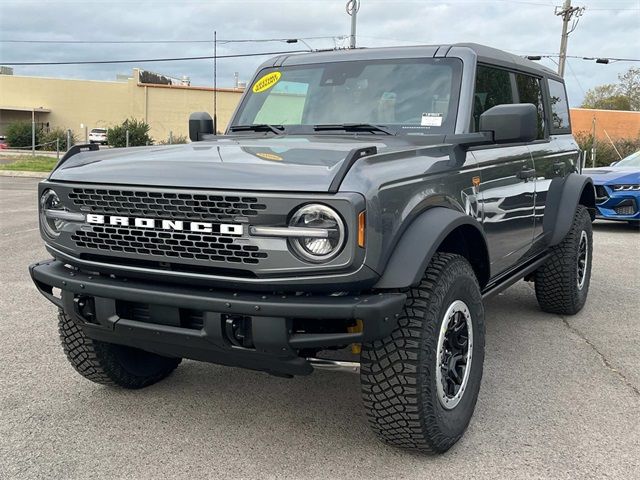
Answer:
xmin=472 ymin=65 xmax=513 ymax=131
xmin=515 ymin=73 xmax=545 ymax=139
xmin=547 ymin=79 xmax=571 ymax=132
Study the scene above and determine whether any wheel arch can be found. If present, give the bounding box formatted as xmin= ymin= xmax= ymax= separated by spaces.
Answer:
xmin=374 ymin=207 xmax=490 ymax=290
xmin=544 ymin=173 xmax=595 ymax=246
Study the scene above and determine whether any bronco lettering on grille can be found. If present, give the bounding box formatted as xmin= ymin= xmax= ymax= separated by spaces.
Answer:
xmin=85 ymin=214 xmax=243 ymax=235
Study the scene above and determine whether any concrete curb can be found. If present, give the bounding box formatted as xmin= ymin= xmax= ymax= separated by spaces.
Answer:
xmin=0 ymin=170 xmax=49 ymax=179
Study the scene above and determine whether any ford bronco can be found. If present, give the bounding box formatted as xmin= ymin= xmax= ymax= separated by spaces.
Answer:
xmin=30 ymin=43 xmax=595 ymax=453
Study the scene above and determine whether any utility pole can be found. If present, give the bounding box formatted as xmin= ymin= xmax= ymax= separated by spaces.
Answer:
xmin=555 ymin=0 xmax=584 ymax=77
xmin=346 ymin=0 xmax=360 ymax=48
xmin=213 ymin=30 xmax=218 ymax=135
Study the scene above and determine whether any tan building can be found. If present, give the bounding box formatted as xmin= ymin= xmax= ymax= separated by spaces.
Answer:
xmin=0 ymin=69 xmax=244 ymax=142
xmin=570 ymin=107 xmax=640 ymax=141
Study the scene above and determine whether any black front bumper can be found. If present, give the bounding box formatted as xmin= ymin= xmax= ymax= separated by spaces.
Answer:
xmin=30 ymin=260 xmax=406 ymax=376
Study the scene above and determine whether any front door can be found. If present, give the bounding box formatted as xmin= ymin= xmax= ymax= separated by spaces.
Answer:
xmin=470 ymin=65 xmax=536 ymax=276
xmin=473 ymin=147 xmax=536 ymax=275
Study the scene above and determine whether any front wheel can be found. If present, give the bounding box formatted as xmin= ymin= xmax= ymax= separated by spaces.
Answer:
xmin=58 ymin=311 xmax=181 ymax=389
xmin=361 ymin=253 xmax=485 ymax=453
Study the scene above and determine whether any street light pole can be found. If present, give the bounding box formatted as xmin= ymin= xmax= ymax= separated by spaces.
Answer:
xmin=346 ymin=0 xmax=360 ymax=49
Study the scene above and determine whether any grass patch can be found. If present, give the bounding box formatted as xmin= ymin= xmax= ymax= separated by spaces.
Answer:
xmin=0 ymin=155 xmax=58 ymax=172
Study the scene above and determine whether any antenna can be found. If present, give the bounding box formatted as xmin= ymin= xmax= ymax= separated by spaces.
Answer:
xmin=213 ymin=30 xmax=218 ymax=134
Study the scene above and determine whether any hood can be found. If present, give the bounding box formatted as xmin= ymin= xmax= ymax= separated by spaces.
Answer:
xmin=50 ymin=135 xmax=409 ymax=192
xmin=583 ymin=167 xmax=640 ymax=185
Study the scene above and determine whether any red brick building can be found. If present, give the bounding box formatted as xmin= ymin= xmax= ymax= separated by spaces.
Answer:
xmin=570 ymin=108 xmax=640 ymax=140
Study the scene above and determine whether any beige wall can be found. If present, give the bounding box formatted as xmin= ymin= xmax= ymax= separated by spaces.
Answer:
xmin=0 ymin=69 xmax=244 ymax=142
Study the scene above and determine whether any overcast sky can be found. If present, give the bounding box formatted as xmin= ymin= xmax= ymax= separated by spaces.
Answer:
xmin=0 ymin=0 xmax=638 ymax=106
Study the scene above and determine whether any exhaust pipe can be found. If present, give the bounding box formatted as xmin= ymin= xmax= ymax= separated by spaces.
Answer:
xmin=307 ymin=357 xmax=360 ymax=373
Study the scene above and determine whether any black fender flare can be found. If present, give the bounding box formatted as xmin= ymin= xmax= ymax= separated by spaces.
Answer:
xmin=544 ymin=173 xmax=595 ymax=246
xmin=374 ymin=207 xmax=489 ymax=289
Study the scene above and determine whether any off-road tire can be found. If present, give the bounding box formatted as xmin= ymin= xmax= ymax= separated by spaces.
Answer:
xmin=58 ymin=311 xmax=181 ymax=389
xmin=361 ymin=253 xmax=485 ymax=453
xmin=535 ymin=205 xmax=592 ymax=315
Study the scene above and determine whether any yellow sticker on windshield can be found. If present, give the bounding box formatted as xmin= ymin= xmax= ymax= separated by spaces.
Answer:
xmin=252 ymin=71 xmax=281 ymax=93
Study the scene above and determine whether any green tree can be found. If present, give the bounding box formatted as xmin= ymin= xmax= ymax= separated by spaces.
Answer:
xmin=581 ymin=68 xmax=640 ymax=111
xmin=107 ymin=118 xmax=153 ymax=147
xmin=5 ymin=121 xmax=39 ymax=148
xmin=618 ymin=67 xmax=640 ymax=111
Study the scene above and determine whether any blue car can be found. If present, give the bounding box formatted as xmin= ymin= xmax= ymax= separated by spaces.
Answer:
xmin=583 ymin=151 xmax=640 ymax=225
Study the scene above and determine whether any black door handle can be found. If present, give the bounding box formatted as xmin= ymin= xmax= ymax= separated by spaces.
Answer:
xmin=518 ymin=168 xmax=536 ymax=180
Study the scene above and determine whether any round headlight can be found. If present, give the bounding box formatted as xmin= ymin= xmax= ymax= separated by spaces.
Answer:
xmin=40 ymin=189 xmax=63 ymax=237
xmin=289 ymin=204 xmax=346 ymax=262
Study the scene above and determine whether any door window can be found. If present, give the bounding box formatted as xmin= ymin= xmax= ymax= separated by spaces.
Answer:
xmin=547 ymin=79 xmax=571 ymax=132
xmin=515 ymin=73 xmax=545 ymax=139
xmin=472 ymin=65 xmax=514 ymax=131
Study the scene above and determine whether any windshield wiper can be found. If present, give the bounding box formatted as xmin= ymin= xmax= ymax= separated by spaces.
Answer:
xmin=313 ymin=123 xmax=395 ymax=135
xmin=229 ymin=124 xmax=285 ymax=135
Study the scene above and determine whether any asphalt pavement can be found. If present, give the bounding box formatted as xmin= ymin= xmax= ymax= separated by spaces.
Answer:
xmin=1 ymin=176 xmax=638 ymax=479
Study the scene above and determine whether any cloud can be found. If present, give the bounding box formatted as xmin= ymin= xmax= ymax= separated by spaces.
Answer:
xmin=0 ymin=0 xmax=638 ymax=106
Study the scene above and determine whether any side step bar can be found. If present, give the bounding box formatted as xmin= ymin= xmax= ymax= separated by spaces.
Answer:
xmin=481 ymin=252 xmax=551 ymax=299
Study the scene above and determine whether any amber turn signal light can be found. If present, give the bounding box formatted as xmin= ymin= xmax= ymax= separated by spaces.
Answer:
xmin=358 ymin=211 xmax=366 ymax=247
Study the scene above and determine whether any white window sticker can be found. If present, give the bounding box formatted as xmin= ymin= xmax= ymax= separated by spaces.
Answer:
xmin=421 ymin=113 xmax=443 ymax=127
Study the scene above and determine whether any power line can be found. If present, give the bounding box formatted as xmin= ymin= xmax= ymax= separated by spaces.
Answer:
xmin=0 ymin=49 xmax=312 ymax=66
xmin=527 ymin=54 xmax=640 ymax=63
xmin=0 ymin=35 xmax=346 ymax=45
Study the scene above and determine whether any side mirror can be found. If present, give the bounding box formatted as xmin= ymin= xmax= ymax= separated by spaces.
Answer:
xmin=189 ymin=112 xmax=214 ymax=142
xmin=479 ymin=103 xmax=538 ymax=144
xmin=610 ymin=161 xmax=619 ymax=166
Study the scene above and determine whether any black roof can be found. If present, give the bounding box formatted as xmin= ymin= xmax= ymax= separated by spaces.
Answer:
xmin=261 ymin=42 xmax=561 ymax=81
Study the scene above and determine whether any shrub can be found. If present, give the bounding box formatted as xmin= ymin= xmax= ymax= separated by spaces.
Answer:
xmin=157 ymin=134 xmax=188 ymax=145
xmin=575 ymin=132 xmax=640 ymax=167
xmin=5 ymin=121 xmax=38 ymax=148
xmin=39 ymin=128 xmax=76 ymax=151
xmin=107 ymin=118 xmax=153 ymax=147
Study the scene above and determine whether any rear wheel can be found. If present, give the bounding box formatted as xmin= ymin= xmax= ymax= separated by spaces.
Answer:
xmin=58 ymin=311 xmax=181 ymax=389
xmin=361 ymin=253 xmax=485 ymax=453
xmin=535 ymin=205 xmax=592 ymax=315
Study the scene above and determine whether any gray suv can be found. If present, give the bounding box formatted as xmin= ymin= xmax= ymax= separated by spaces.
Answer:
xmin=30 ymin=43 xmax=595 ymax=453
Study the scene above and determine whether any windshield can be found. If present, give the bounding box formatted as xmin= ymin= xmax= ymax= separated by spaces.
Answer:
xmin=232 ymin=58 xmax=462 ymax=135
xmin=615 ymin=150 xmax=640 ymax=168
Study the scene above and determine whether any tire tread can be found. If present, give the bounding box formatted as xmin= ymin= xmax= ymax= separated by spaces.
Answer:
xmin=361 ymin=253 xmax=483 ymax=453
xmin=58 ymin=312 xmax=180 ymax=389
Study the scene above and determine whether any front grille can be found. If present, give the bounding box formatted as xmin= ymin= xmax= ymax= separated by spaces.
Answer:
xmin=72 ymin=225 xmax=268 ymax=265
xmin=614 ymin=204 xmax=636 ymax=215
xmin=68 ymin=188 xmax=267 ymax=221
xmin=67 ymin=187 xmax=271 ymax=267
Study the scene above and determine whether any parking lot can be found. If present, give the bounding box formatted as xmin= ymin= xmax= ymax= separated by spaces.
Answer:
xmin=0 ymin=176 xmax=638 ymax=479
